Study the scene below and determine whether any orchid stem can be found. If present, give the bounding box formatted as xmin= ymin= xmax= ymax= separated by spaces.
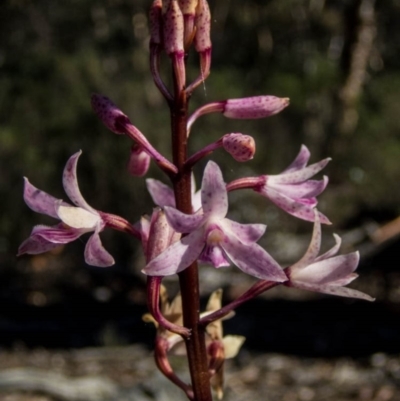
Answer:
xmin=200 ymin=281 xmax=279 ymax=327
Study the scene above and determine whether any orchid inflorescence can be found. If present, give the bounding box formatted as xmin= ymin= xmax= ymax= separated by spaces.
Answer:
xmin=18 ymin=1 xmax=374 ymax=400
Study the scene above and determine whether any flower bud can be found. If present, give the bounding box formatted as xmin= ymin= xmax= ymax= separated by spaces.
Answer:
xmin=163 ymin=0 xmax=185 ymax=56
xmin=91 ymin=93 xmax=130 ymax=134
xmin=127 ymin=144 xmax=151 ymax=177
xmin=194 ymin=0 xmax=211 ymax=53
xmin=222 ymin=133 xmax=256 ymax=162
xmin=149 ymin=0 xmax=163 ymax=46
xmin=223 ymin=96 xmax=290 ymax=119
xmin=146 ymin=208 xmax=176 ymax=262
xmin=179 ymin=0 xmax=198 ymax=14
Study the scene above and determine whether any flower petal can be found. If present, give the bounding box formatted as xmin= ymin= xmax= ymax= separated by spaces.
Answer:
xmin=146 ymin=178 xmax=176 ymax=208
xmin=290 ymin=211 xmax=321 ymax=271
xmin=221 ymin=233 xmax=286 ymax=281
xmin=63 ymin=151 xmax=97 ymax=213
xmin=18 ymin=233 xmax=61 ymax=255
xmin=201 ymin=161 xmax=228 ymax=217
xmin=31 ymin=224 xmax=85 ymax=244
xmin=143 ymin=229 xmax=205 ymax=276
xmin=199 ymin=243 xmax=230 ymax=267
xmin=261 ymin=187 xmax=331 ymax=224
xmin=315 ymin=233 xmax=341 ymax=262
xmin=269 ymin=177 xmax=328 ymax=200
xmin=270 ymin=158 xmax=331 ymax=184
xmin=23 ymin=178 xmax=61 ymax=219
xmin=56 ymin=203 xmax=100 ymax=229
xmin=282 ymin=145 xmax=310 ymax=172
xmin=222 ymin=219 xmax=266 ymax=244
xmin=164 ymin=206 xmax=206 ymax=233
xmin=84 ymin=229 xmax=115 ymax=267
xmin=290 ymin=281 xmax=374 ymax=301
xmin=291 ymin=252 xmax=360 ymax=285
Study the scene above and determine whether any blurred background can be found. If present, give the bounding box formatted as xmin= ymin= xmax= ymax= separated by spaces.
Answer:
xmin=1 ymin=0 xmax=400 ymax=399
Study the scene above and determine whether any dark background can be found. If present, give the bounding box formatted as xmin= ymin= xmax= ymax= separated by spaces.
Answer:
xmin=0 ymin=0 xmax=399 ymax=357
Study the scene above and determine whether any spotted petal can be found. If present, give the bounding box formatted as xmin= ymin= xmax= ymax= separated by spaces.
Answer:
xmin=222 ymin=220 xmax=266 ymax=244
xmin=146 ymin=178 xmax=176 ymax=207
xmin=164 ymin=206 xmax=206 ymax=233
xmin=221 ymin=232 xmax=287 ymax=281
xmin=262 ymin=186 xmax=330 ymax=224
xmin=292 ymin=281 xmax=374 ymax=301
xmin=63 ymin=151 xmax=97 ymax=213
xmin=23 ymin=178 xmax=61 ymax=219
xmin=84 ymin=228 xmax=115 ymax=267
xmin=201 ymin=161 xmax=228 ymax=217
xmin=292 ymin=252 xmax=359 ymax=285
xmin=270 ymin=158 xmax=331 ymax=184
xmin=282 ymin=145 xmax=310 ymax=172
xmin=143 ymin=229 xmax=205 ymax=276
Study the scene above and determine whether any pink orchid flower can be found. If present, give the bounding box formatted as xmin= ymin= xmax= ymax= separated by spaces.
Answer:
xmin=255 ymin=145 xmax=331 ymax=223
xmin=143 ymin=161 xmax=287 ymax=282
xmin=285 ymin=211 xmax=374 ymax=301
xmin=18 ymin=151 xmax=114 ymax=267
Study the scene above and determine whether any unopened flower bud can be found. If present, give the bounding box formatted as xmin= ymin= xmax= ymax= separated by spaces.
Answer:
xmin=127 ymin=144 xmax=151 ymax=177
xmin=194 ymin=0 xmax=211 ymax=53
xmin=146 ymin=208 xmax=176 ymax=262
xmin=223 ymin=96 xmax=290 ymax=119
xmin=149 ymin=0 xmax=163 ymax=46
xmin=179 ymin=0 xmax=198 ymax=14
xmin=163 ymin=0 xmax=185 ymax=56
xmin=91 ymin=93 xmax=130 ymax=134
xmin=222 ymin=133 xmax=256 ymax=162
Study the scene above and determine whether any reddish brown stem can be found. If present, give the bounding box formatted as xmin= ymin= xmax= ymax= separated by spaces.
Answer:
xmin=200 ymin=280 xmax=280 ymax=327
xmin=170 ymin=61 xmax=213 ymax=401
xmin=147 ymin=276 xmax=191 ymax=337
xmin=154 ymin=336 xmax=194 ymax=400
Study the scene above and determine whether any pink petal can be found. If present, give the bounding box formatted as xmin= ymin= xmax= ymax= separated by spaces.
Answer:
xmin=290 ymin=212 xmax=321 ymax=271
xmin=221 ymin=232 xmax=287 ymax=281
xmin=290 ymin=281 xmax=374 ymax=301
xmin=315 ymin=234 xmax=341 ymax=262
xmin=282 ymin=145 xmax=310 ymax=172
xmin=23 ymin=178 xmax=60 ymax=219
xmin=31 ymin=224 xmax=85 ymax=244
xmin=146 ymin=179 xmax=176 ymax=207
xmin=292 ymin=252 xmax=360 ymax=285
xmin=222 ymin=220 xmax=266 ymax=244
xmin=260 ymin=186 xmax=331 ymax=224
xmin=269 ymin=177 xmax=328 ymax=200
xmin=84 ymin=229 xmax=115 ymax=267
xmin=164 ymin=206 xmax=205 ymax=233
xmin=270 ymin=158 xmax=331 ymax=185
xmin=143 ymin=229 xmax=205 ymax=276
xmin=201 ymin=161 xmax=228 ymax=217
xmin=199 ymin=244 xmax=230 ymax=267
xmin=63 ymin=151 xmax=97 ymax=213
xmin=18 ymin=234 xmax=61 ymax=256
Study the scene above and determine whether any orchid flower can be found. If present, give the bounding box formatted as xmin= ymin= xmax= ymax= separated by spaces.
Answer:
xmin=143 ymin=161 xmax=287 ymax=281
xmin=255 ymin=145 xmax=331 ymax=223
xmin=285 ymin=211 xmax=374 ymax=301
xmin=18 ymin=151 xmax=115 ymax=267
